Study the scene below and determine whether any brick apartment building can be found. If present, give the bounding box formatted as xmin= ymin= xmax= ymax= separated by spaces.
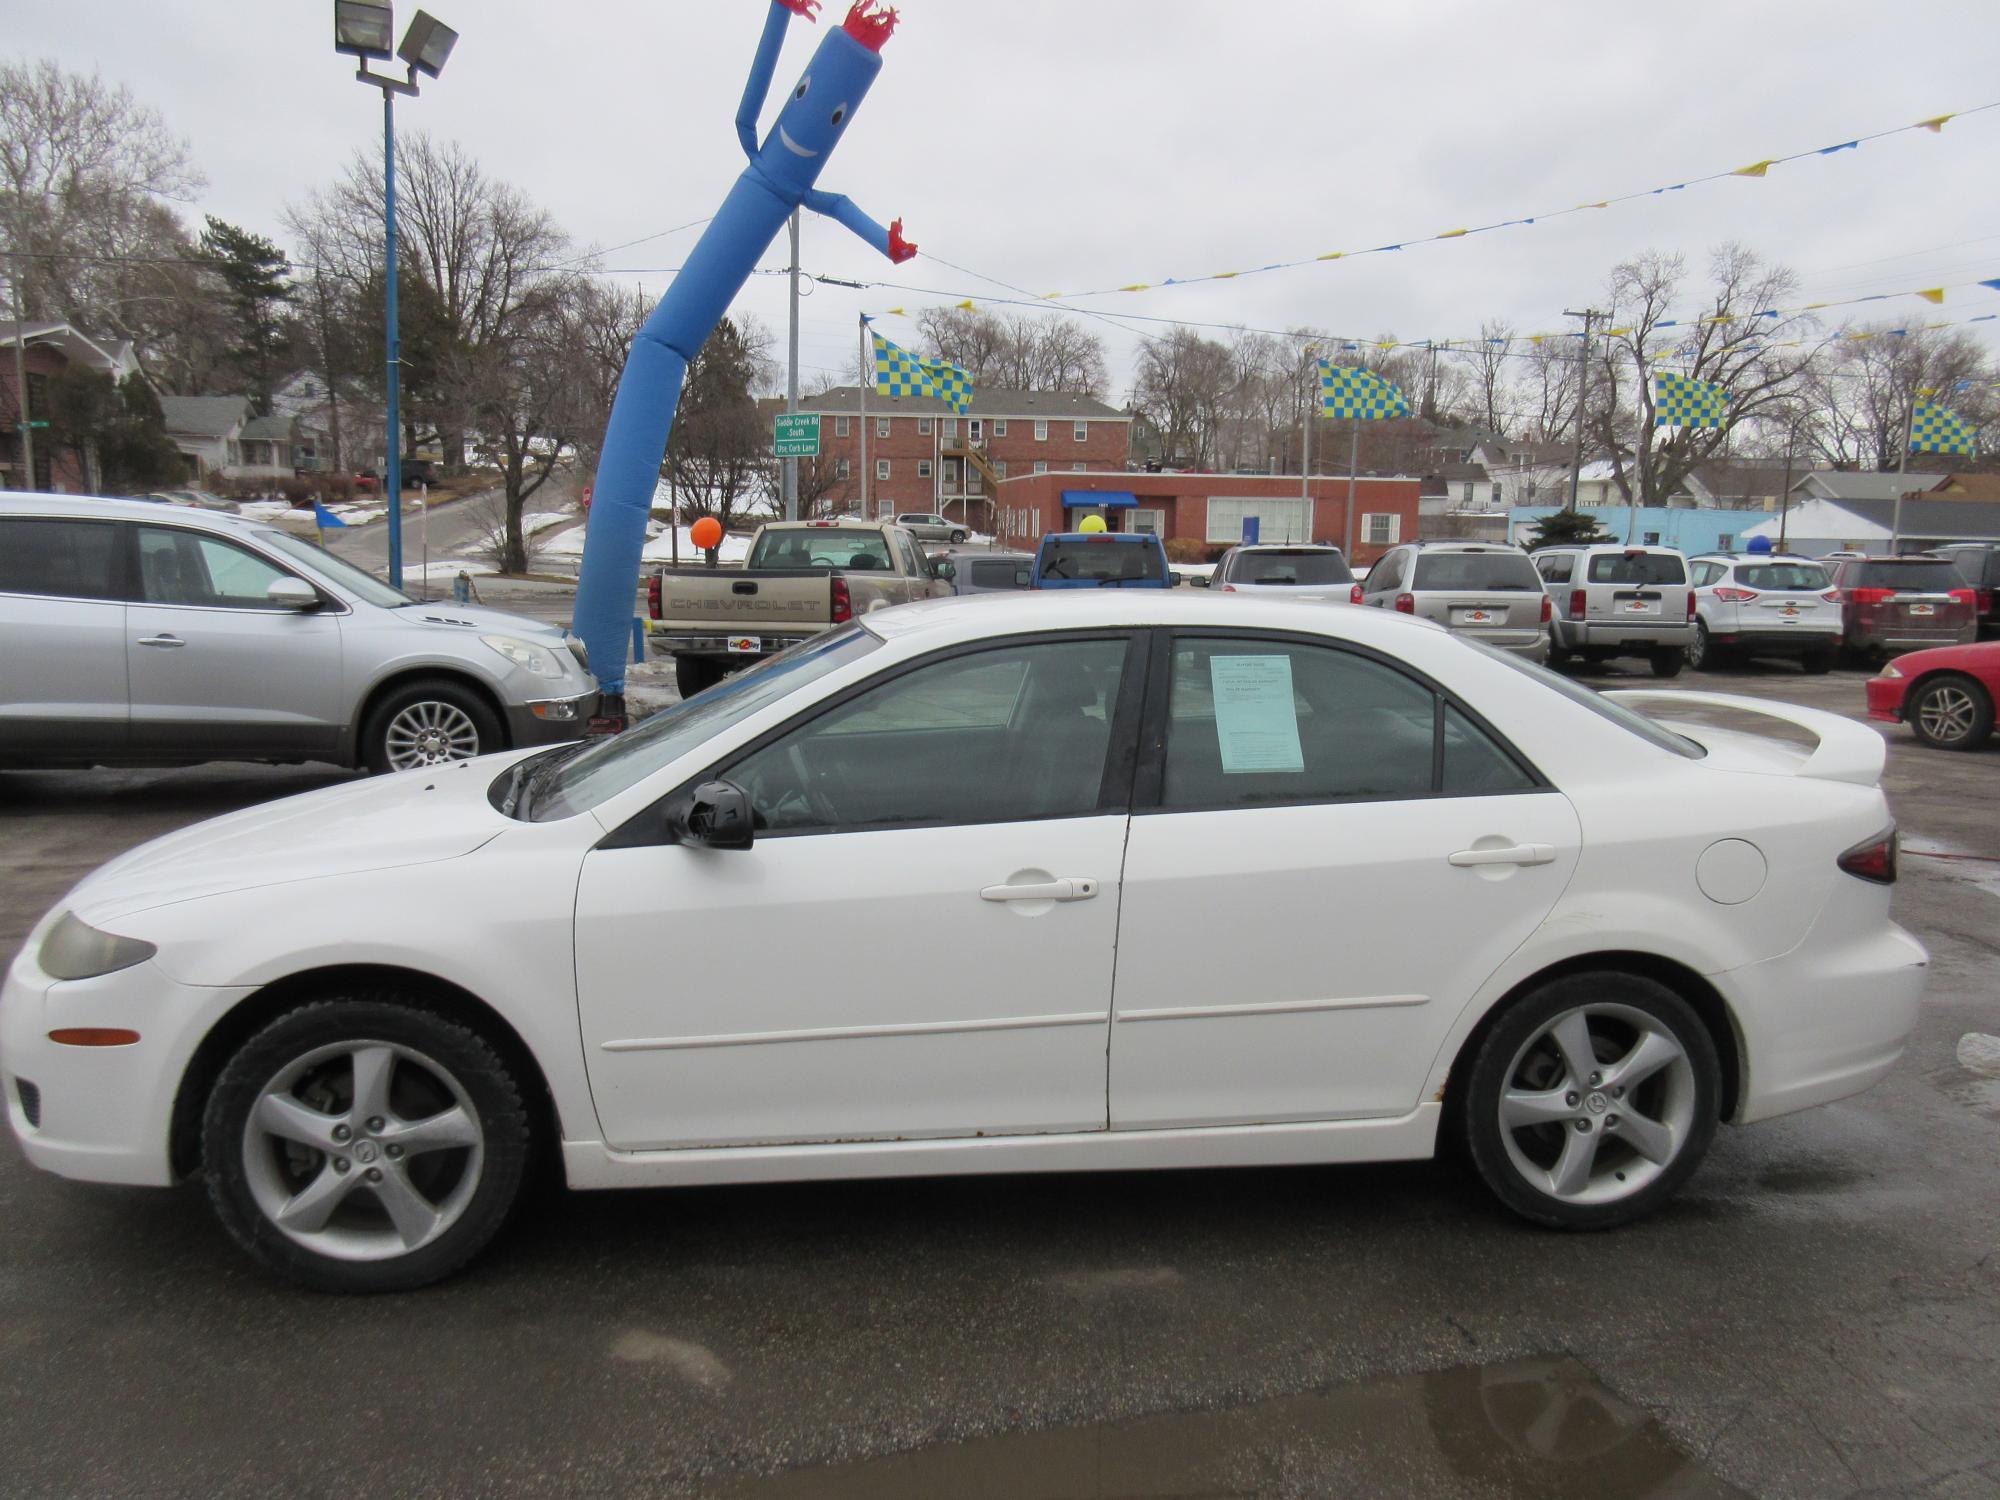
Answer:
xmin=992 ymin=471 xmax=1424 ymax=568
xmin=763 ymin=387 xmax=1132 ymax=524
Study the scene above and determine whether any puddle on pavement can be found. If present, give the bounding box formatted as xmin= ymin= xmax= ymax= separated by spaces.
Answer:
xmin=711 ymin=1354 xmax=1746 ymax=1499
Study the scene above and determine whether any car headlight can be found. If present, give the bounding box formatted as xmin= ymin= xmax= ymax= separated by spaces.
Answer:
xmin=480 ymin=634 xmax=566 ymax=679
xmin=39 ymin=913 xmax=157 ymax=981
xmin=1878 ymin=663 xmax=1903 ymax=679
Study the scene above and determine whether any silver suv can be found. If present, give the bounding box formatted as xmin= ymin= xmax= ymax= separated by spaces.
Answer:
xmin=1533 ymin=543 xmax=1695 ymax=677
xmin=0 ymin=495 xmax=599 ymax=773
xmin=894 ymin=512 xmax=968 ymax=544
xmin=1360 ymin=541 xmax=1549 ymax=660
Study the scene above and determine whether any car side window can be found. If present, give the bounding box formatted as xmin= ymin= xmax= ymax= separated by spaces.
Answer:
xmin=1370 ymin=551 xmax=1402 ymax=592
xmin=135 ymin=527 xmax=293 ymax=609
xmin=1159 ymin=637 xmax=1439 ymax=810
xmin=726 ymin=637 xmax=1131 ymax=834
xmin=1535 ymin=553 xmax=1572 ymax=584
xmin=1441 ymin=702 xmax=1536 ymax=794
xmin=0 ymin=518 xmax=122 ymax=601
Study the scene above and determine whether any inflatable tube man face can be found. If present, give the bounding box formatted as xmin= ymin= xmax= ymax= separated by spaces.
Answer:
xmin=757 ymin=4 xmax=895 ymax=199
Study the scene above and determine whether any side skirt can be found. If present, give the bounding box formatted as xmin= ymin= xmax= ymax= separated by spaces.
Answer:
xmin=560 ymin=1103 xmax=1442 ymax=1191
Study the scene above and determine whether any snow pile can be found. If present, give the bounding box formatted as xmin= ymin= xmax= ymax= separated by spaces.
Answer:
xmin=238 ymin=500 xmax=295 ymax=522
xmin=541 ymin=524 xmax=753 ymax=565
xmin=404 ymin=560 xmax=499 ymax=581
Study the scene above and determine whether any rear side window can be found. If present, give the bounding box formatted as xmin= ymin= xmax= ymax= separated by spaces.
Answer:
xmin=1229 ymin=550 xmax=1352 ymax=586
xmin=1587 ymin=552 xmax=1686 ymax=585
xmin=0 ymin=517 xmax=121 ymax=601
xmin=1736 ymin=563 xmax=1829 ymax=591
xmin=1412 ymin=552 xmax=1541 ymax=591
xmin=1534 ymin=553 xmax=1573 ymax=584
xmin=1039 ymin=537 xmax=1163 ymax=584
xmin=1855 ymin=560 xmax=1959 ymax=591
xmin=750 ymin=529 xmax=894 ymax=570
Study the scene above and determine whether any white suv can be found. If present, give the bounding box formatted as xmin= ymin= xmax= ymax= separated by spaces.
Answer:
xmin=1687 ymin=553 xmax=1842 ymax=673
xmin=1534 ymin=543 xmax=1695 ymax=677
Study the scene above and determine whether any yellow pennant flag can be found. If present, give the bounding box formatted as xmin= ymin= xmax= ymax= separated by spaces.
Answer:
xmin=1918 ymin=113 xmax=1954 ymax=132
xmin=1732 ymin=160 xmax=1775 ymax=177
xmin=1437 ymin=228 xmax=1469 ymax=239
xmin=954 ymin=299 xmax=976 ymax=310
xmin=1119 ymin=284 xmax=1150 ymax=293
xmin=1316 ymin=251 xmax=1345 ymax=261
xmin=1918 ymin=288 xmax=1945 ymax=304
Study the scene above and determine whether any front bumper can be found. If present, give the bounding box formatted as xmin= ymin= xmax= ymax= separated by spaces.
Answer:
xmin=2 ymin=945 xmax=252 ymax=1187
xmin=505 ymin=691 xmax=600 ymax=749
xmin=1864 ymin=675 xmax=1908 ymax=723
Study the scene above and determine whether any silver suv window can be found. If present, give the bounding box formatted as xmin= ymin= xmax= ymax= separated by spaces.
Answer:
xmin=1411 ymin=552 xmax=1540 ymax=591
xmin=0 ymin=517 xmax=121 ymax=600
xmin=1226 ymin=549 xmax=1353 ymax=586
xmin=1587 ymin=553 xmax=1685 ymax=585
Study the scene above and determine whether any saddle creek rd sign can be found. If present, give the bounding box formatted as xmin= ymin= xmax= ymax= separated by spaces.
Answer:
xmin=772 ymin=413 xmax=822 ymax=457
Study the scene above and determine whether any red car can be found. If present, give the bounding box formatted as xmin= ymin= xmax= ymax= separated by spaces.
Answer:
xmin=1865 ymin=640 xmax=2000 ymax=750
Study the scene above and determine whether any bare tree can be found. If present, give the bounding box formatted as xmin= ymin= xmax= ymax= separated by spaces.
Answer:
xmin=1797 ymin=324 xmax=1996 ymax=471
xmin=1132 ymin=326 xmax=1234 ymax=469
xmin=1458 ymin=320 xmax=1514 ymax=436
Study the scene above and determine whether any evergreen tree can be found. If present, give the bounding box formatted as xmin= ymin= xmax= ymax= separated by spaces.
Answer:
xmin=1526 ymin=508 xmax=1610 ymax=549
xmin=199 ymin=216 xmax=294 ymax=413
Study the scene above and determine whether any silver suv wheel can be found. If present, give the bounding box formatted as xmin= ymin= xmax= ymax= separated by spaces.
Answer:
xmin=383 ymin=700 xmax=482 ymax=768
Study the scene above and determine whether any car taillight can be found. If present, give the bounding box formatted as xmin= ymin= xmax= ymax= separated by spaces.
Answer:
xmin=1349 ymin=582 xmax=1364 ymax=605
xmin=1713 ymin=587 xmax=1757 ymax=601
xmin=1820 ymin=589 xmax=1841 ymax=603
xmin=1686 ymin=590 xmax=1697 ymax=620
xmin=1837 ymin=828 xmax=1898 ymax=885
xmin=830 ymin=575 xmax=852 ymax=624
xmin=1949 ymin=588 xmax=1977 ymax=612
xmin=1568 ymin=588 xmax=1586 ymax=619
xmin=1850 ymin=587 xmax=1895 ymax=605
xmin=647 ymin=574 xmax=662 ymax=619
xmin=1394 ymin=593 xmax=1415 ymax=614
xmin=1979 ymin=589 xmax=1994 ymax=614
xmin=1540 ymin=594 xmax=1553 ymax=623
xmin=1220 ymin=583 xmax=1236 ymax=592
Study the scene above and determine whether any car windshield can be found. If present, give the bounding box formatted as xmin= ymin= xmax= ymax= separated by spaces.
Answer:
xmin=1463 ymin=639 xmax=1705 ymax=759
xmin=251 ymin=528 xmax=412 ymax=607
xmin=1039 ymin=537 xmax=1163 ymax=583
xmin=1229 ymin=550 xmax=1352 ymax=585
xmin=526 ymin=625 xmax=881 ymax=820
xmin=1854 ymin=560 xmax=1959 ymax=590
xmin=1587 ymin=552 xmax=1686 ymax=585
xmin=1735 ymin=563 xmax=1829 ymax=592
xmin=1412 ymin=552 xmax=1540 ymax=591
xmin=749 ymin=528 xmax=894 ymax=570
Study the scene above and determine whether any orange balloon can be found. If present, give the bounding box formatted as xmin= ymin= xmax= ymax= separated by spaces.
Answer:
xmin=690 ymin=516 xmax=724 ymax=550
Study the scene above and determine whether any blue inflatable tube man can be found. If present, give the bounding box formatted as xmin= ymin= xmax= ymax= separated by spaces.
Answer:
xmin=573 ymin=0 xmax=916 ymax=706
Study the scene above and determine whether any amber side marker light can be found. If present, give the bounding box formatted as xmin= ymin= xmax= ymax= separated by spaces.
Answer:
xmin=48 ymin=1028 xmax=142 ymax=1047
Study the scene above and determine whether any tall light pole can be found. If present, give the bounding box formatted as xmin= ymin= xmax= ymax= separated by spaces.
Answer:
xmin=334 ymin=2 xmax=457 ymax=589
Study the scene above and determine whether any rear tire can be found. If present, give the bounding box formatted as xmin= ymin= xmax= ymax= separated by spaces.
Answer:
xmin=361 ymin=677 xmax=502 ymax=775
xmin=1687 ymin=620 xmax=1719 ymax=671
xmin=1907 ymin=672 xmax=1995 ymax=751
xmin=1648 ymin=647 xmax=1685 ymax=679
xmin=1801 ymin=648 xmax=1836 ymax=675
xmin=674 ymin=655 xmax=725 ymax=700
xmin=202 ymin=998 xmax=532 ymax=1292
xmin=1461 ymin=973 xmax=1719 ymax=1231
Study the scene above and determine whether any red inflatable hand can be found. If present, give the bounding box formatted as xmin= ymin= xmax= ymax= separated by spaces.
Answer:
xmin=887 ymin=217 xmax=917 ymax=264
xmin=777 ymin=0 xmax=820 ymax=19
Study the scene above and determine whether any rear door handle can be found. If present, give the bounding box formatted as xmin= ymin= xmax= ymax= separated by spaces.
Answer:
xmin=981 ymin=878 xmax=1099 ymax=902
xmin=136 ymin=634 xmax=186 ymax=649
xmin=1449 ymin=843 xmax=1555 ymax=868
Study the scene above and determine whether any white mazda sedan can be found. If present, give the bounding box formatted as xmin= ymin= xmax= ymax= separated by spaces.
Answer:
xmin=2 ymin=593 xmax=1927 ymax=1291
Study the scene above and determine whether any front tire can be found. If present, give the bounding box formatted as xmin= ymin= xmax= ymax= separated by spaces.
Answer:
xmin=1461 ymin=973 xmax=1719 ymax=1231
xmin=1648 ymin=647 xmax=1685 ymax=678
xmin=202 ymin=998 xmax=532 ymax=1293
xmin=949 ymin=529 xmax=967 ymax=544
xmin=1908 ymin=672 xmax=1995 ymax=750
xmin=674 ymin=654 xmax=725 ymax=699
xmin=362 ymin=677 xmax=501 ymax=775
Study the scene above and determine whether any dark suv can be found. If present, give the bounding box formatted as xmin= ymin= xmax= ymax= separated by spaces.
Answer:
xmin=1928 ymin=544 xmax=2000 ymax=637
xmin=1824 ymin=556 xmax=1977 ymax=662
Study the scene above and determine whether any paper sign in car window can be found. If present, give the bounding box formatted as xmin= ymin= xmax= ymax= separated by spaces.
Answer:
xmin=1210 ymin=655 xmax=1305 ymax=774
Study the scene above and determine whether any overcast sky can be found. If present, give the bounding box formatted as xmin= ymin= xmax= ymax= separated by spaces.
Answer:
xmin=17 ymin=0 xmax=2000 ymax=410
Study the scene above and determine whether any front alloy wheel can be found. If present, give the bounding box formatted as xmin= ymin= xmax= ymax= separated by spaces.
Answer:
xmin=204 ymin=999 xmax=531 ymax=1291
xmin=1908 ymin=673 xmax=1994 ymax=751
xmin=1463 ymin=974 xmax=1718 ymax=1230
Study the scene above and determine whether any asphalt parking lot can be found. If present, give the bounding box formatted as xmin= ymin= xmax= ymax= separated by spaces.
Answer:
xmin=2 ymin=657 xmax=1996 ymax=1499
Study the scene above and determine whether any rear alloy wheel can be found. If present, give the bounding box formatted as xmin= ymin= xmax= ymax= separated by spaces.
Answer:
xmin=1908 ymin=672 xmax=1995 ymax=751
xmin=1687 ymin=620 xmax=1717 ymax=671
xmin=1462 ymin=973 xmax=1719 ymax=1230
xmin=203 ymin=999 xmax=531 ymax=1292
xmin=1648 ymin=647 xmax=1685 ymax=679
xmin=950 ymin=529 xmax=967 ymax=544
xmin=362 ymin=678 xmax=500 ymax=775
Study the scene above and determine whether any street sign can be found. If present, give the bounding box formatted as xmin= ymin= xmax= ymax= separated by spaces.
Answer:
xmin=773 ymin=412 xmax=821 ymax=457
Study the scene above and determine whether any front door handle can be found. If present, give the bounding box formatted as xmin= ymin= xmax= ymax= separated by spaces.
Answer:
xmin=981 ymin=877 xmax=1099 ymax=902
xmin=1448 ymin=843 xmax=1555 ymax=868
xmin=136 ymin=634 xmax=186 ymax=649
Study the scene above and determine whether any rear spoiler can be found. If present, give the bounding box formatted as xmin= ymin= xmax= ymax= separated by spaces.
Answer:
xmin=1603 ymin=690 xmax=1887 ymax=787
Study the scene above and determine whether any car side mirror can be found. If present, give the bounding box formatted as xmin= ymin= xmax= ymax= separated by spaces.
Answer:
xmin=267 ymin=577 xmax=321 ymax=611
xmin=674 ymin=779 xmax=755 ymax=850
xmin=1187 ymin=574 xmax=1209 ymax=588
xmin=1013 ymin=567 xmax=1031 ymax=588
xmin=931 ymin=559 xmax=957 ymax=581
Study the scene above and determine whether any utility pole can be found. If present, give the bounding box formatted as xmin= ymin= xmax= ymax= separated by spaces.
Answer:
xmin=783 ymin=210 xmax=801 ymax=521
xmin=1562 ymin=308 xmax=1605 ymax=512
xmin=7 ymin=249 xmax=36 ymax=491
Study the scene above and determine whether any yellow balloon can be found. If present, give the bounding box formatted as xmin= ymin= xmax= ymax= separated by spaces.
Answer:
xmin=1078 ymin=514 xmax=1108 ymax=533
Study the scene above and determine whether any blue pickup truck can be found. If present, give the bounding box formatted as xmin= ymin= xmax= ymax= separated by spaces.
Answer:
xmin=1031 ymin=531 xmax=1177 ymax=589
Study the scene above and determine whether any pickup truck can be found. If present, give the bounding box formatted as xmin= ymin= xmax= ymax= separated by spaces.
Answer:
xmin=648 ymin=520 xmax=952 ymax=697
xmin=1031 ymin=531 xmax=1177 ymax=589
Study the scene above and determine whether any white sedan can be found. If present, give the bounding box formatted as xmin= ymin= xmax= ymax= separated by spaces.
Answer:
xmin=2 ymin=593 xmax=1927 ymax=1291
